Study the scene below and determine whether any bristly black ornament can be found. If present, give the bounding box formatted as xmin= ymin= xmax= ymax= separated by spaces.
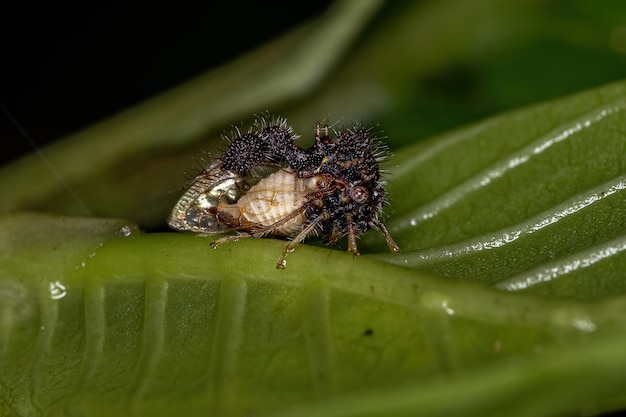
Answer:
xmin=168 ymin=115 xmax=400 ymax=269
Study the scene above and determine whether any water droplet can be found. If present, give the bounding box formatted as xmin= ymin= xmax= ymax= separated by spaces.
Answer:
xmin=119 ymin=225 xmax=133 ymax=237
xmin=441 ymin=300 xmax=455 ymax=316
xmin=571 ymin=317 xmax=597 ymax=333
xmin=49 ymin=281 xmax=67 ymax=300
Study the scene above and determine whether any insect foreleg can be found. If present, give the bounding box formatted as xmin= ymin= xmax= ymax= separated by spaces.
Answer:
xmin=345 ymin=212 xmax=360 ymax=257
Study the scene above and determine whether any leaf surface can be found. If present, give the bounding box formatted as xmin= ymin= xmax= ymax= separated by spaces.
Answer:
xmin=3 ymin=81 xmax=626 ymax=417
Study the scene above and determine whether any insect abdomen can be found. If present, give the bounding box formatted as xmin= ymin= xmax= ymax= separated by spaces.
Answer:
xmin=232 ymin=169 xmax=320 ymax=235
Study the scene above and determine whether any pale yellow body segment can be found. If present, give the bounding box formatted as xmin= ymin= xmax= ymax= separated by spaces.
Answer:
xmin=220 ymin=169 xmax=321 ymax=235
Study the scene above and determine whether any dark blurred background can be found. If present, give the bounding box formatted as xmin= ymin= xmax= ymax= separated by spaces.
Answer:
xmin=4 ymin=0 xmax=626 ymax=167
xmin=0 ymin=1 xmax=333 ymax=165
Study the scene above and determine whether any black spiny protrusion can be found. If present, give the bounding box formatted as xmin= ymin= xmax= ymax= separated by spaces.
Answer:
xmin=221 ymin=133 xmax=268 ymax=173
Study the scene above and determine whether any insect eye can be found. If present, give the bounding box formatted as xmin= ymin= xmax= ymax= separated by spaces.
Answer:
xmin=349 ymin=185 xmax=369 ymax=204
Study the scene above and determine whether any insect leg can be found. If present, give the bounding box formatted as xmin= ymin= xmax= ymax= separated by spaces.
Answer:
xmin=276 ymin=214 xmax=327 ymax=269
xmin=377 ymin=222 xmax=401 ymax=253
xmin=209 ymin=232 xmax=251 ymax=249
xmin=345 ymin=212 xmax=360 ymax=257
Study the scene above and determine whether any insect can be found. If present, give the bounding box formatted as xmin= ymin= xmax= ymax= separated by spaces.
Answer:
xmin=167 ymin=116 xmax=400 ymax=269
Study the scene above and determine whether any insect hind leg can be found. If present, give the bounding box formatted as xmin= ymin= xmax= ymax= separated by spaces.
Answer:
xmin=276 ymin=214 xmax=326 ymax=269
xmin=209 ymin=232 xmax=252 ymax=249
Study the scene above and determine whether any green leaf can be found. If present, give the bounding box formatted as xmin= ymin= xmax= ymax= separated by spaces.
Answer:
xmin=3 ymin=213 xmax=626 ymax=417
xmin=3 ymin=79 xmax=626 ymax=416
xmin=377 ymin=80 xmax=626 ymax=298
xmin=4 ymin=1 xmax=626 ymax=415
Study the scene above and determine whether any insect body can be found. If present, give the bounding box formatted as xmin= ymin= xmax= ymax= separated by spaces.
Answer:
xmin=168 ymin=116 xmax=400 ymax=269
xmin=222 ymin=168 xmax=321 ymax=235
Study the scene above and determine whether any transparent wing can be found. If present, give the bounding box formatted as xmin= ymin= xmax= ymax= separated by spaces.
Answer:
xmin=168 ymin=162 xmax=247 ymax=234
